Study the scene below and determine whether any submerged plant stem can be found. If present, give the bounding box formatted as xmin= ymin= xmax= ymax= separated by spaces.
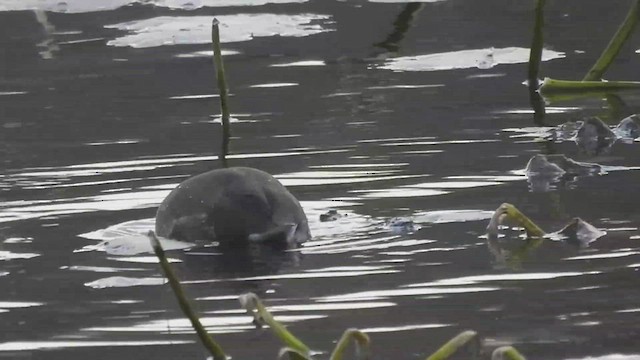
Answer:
xmin=583 ymin=0 xmax=640 ymax=81
xmin=212 ymin=19 xmax=231 ymax=168
xmin=148 ymin=231 xmax=227 ymax=360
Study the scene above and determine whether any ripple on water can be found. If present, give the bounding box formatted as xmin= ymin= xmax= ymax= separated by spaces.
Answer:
xmin=359 ymin=323 xmax=451 ymax=333
xmin=147 ymin=0 xmax=309 ymax=10
xmin=0 ymin=0 xmax=134 ymax=13
xmin=376 ymin=47 xmax=565 ymax=72
xmin=0 ymin=251 xmax=40 ymax=261
xmin=83 ymin=314 xmax=324 ymax=334
xmin=317 ymin=286 xmax=499 ymax=302
xmin=0 ymin=0 xmax=310 ymax=13
xmin=403 ymin=271 xmax=601 ymax=287
xmin=84 ymin=276 xmax=167 ymax=289
xmin=106 ymin=14 xmax=334 ymax=48
xmin=0 ymin=340 xmax=193 ymax=351
xmin=77 ymin=219 xmax=194 ymax=256
xmin=207 ymin=300 xmax=396 ymax=314
xmin=270 ymin=60 xmax=325 ymax=67
xmin=182 ymin=265 xmax=400 ymax=284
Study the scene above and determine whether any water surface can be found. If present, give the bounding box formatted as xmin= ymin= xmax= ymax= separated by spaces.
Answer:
xmin=1 ymin=1 xmax=640 ymax=359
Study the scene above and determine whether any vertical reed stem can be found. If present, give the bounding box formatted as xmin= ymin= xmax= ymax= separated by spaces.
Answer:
xmin=528 ymin=0 xmax=546 ymax=86
xmin=212 ymin=19 xmax=231 ymax=168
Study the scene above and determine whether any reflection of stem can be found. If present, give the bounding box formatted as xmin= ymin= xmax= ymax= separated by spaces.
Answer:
xmin=583 ymin=0 xmax=640 ymax=81
xmin=148 ymin=231 xmax=227 ymax=360
xmin=374 ymin=3 xmax=424 ymax=54
xmin=528 ymin=85 xmax=546 ymax=126
xmin=212 ymin=19 xmax=231 ymax=168
xmin=527 ymin=0 xmax=546 ymax=85
xmin=485 ymin=204 xmax=546 ymax=269
xmin=604 ymin=93 xmax=630 ymax=120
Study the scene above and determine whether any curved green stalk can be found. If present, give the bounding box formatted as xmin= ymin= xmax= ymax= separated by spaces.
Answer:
xmin=424 ymin=330 xmax=477 ymax=360
xmin=329 ymin=328 xmax=370 ymax=360
xmin=278 ymin=347 xmax=312 ymax=360
xmin=239 ymin=293 xmax=312 ymax=356
xmin=486 ymin=203 xmax=545 ymax=238
xmin=491 ymin=346 xmax=527 ymax=360
xmin=540 ymin=78 xmax=640 ymax=94
xmin=148 ymin=231 xmax=227 ymax=360
xmin=583 ymin=0 xmax=640 ymax=81
xmin=212 ymin=19 xmax=231 ymax=168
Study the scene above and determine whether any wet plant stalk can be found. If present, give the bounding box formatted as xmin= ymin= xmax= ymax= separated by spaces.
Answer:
xmin=583 ymin=0 xmax=640 ymax=81
xmin=492 ymin=346 xmax=527 ymax=360
xmin=212 ymin=19 xmax=231 ymax=168
xmin=329 ymin=328 xmax=370 ymax=360
xmin=148 ymin=231 xmax=227 ymax=360
xmin=502 ymin=204 xmax=545 ymax=237
xmin=240 ymin=293 xmax=312 ymax=356
xmin=539 ymin=77 xmax=640 ymax=94
xmin=424 ymin=330 xmax=477 ymax=360
xmin=527 ymin=0 xmax=546 ymax=85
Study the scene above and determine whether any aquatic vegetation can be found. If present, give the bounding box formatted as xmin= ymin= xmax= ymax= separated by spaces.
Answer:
xmin=529 ymin=0 xmax=640 ymax=96
xmin=148 ymin=230 xmax=527 ymax=360
xmin=525 ymin=154 xmax=603 ymax=192
xmin=485 ymin=203 xmax=606 ymax=267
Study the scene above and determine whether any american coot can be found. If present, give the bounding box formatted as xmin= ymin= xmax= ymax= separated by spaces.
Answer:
xmin=155 ymin=167 xmax=310 ymax=248
xmin=154 ymin=20 xmax=310 ymax=249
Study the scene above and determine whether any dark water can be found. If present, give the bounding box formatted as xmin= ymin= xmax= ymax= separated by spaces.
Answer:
xmin=1 ymin=0 xmax=640 ymax=359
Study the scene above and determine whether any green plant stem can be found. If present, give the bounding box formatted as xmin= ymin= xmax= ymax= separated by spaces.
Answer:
xmin=212 ymin=19 xmax=231 ymax=168
xmin=491 ymin=346 xmax=527 ymax=360
xmin=148 ymin=231 xmax=227 ymax=360
xmin=583 ymin=0 xmax=640 ymax=81
xmin=528 ymin=0 xmax=546 ymax=85
xmin=540 ymin=78 xmax=640 ymax=94
xmin=424 ymin=330 xmax=477 ymax=360
xmin=330 ymin=328 xmax=370 ymax=360
xmin=278 ymin=347 xmax=312 ymax=360
xmin=239 ymin=293 xmax=312 ymax=356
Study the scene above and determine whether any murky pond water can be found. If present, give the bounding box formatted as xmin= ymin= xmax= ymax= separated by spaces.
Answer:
xmin=1 ymin=0 xmax=640 ymax=359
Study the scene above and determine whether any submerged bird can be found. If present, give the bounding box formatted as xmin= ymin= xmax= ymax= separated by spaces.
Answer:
xmin=155 ymin=167 xmax=311 ymax=248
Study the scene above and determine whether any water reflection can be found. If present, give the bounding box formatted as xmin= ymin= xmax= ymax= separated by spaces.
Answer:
xmin=0 ymin=340 xmax=193 ymax=351
xmin=84 ymin=276 xmax=167 ymax=289
xmin=106 ymin=14 xmax=334 ymax=48
xmin=84 ymin=314 xmax=323 ymax=334
xmin=318 ymin=286 xmax=498 ymax=302
xmin=377 ymin=47 xmax=565 ymax=72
